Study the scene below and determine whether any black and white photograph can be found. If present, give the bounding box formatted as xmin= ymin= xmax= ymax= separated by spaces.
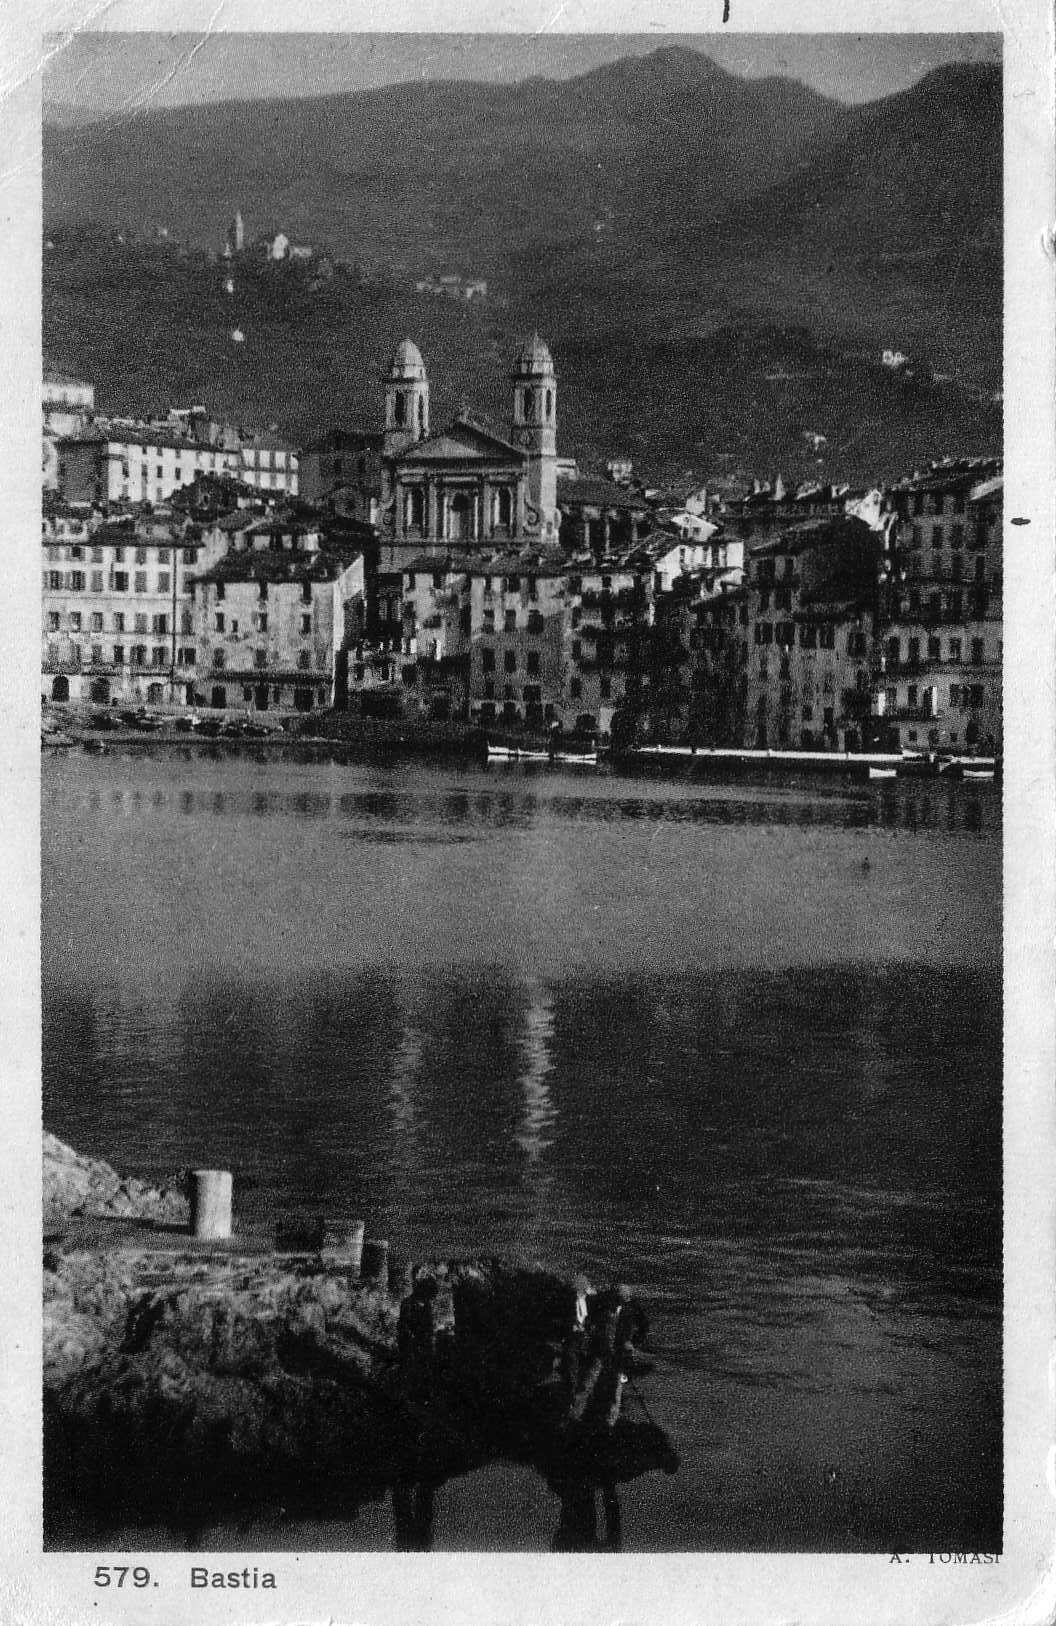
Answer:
xmin=3 ymin=1 xmax=1055 ymax=1619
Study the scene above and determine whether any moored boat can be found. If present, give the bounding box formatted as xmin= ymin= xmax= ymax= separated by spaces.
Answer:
xmin=486 ymin=744 xmax=550 ymax=762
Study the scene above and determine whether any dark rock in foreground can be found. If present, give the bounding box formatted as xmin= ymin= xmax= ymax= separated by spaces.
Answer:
xmin=43 ymin=1137 xmax=678 ymax=1539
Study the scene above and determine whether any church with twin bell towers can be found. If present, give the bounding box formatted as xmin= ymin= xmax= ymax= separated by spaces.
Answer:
xmin=375 ymin=334 xmax=559 ymax=569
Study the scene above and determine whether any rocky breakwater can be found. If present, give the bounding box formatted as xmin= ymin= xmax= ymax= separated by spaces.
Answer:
xmin=43 ymin=1136 xmax=678 ymax=1542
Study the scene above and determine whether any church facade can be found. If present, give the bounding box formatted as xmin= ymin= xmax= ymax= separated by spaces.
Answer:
xmin=374 ymin=335 xmax=560 ymax=570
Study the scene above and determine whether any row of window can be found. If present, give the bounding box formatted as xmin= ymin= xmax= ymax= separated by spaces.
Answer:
xmin=478 ymin=608 xmax=547 ymax=634
xmin=211 ymin=649 xmax=314 ymax=672
xmin=885 ymin=683 xmax=988 ymax=710
xmin=904 ymin=546 xmax=989 ymax=579
xmin=44 ymin=544 xmax=193 ymax=565
xmin=211 ymin=581 xmax=314 ymax=605
xmin=44 ymin=570 xmax=175 ymax=594
xmin=906 ymin=521 xmax=982 ymax=550
xmin=886 ymin=635 xmax=987 ymax=665
xmin=471 ymin=657 xmax=624 ymax=699
xmin=45 ymin=641 xmax=192 ymax=668
xmin=902 ymin=491 xmax=969 ymax=518
xmin=44 ymin=525 xmax=90 ymax=542
xmin=753 ymin=622 xmax=840 ymax=650
xmin=243 ymin=449 xmax=293 ymax=468
xmin=213 ymin=612 xmax=312 ymax=635
xmin=479 ymin=649 xmax=542 ymax=676
xmin=44 ymin=543 xmax=177 ymax=562
xmin=758 ymin=659 xmax=842 ymax=693
xmin=46 ymin=610 xmax=179 ymax=635
xmin=895 ymin=584 xmax=992 ymax=617
xmin=109 ymin=444 xmax=219 ymax=462
xmin=407 ymin=572 xmax=632 ymax=599
xmin=477 ymin=680 xmax=545 ymax=703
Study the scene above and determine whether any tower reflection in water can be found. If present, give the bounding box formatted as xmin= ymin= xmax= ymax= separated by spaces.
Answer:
xmin=514 ymin=980 xmax=557 ymax=1226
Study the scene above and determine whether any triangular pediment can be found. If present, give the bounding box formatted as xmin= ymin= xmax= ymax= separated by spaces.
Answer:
xmin=397 ymin=417 xmax=523 ymax=467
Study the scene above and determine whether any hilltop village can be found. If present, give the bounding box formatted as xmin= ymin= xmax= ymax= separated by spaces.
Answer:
xmin=42 ymin=339 xmax=1003 ymax=756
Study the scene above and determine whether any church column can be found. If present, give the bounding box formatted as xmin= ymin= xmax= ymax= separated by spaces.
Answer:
xmin=425 ymin=479 xmax=435 ymax=541
xmin=395 ymin=479 xmax=405 ymax=539
xmin=472 ymin=488 xmax=481 ymax=542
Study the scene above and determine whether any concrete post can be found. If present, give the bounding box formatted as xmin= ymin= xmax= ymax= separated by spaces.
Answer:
xmin=361 ymin=1238 xmax=389 ymax=1285
xmin=191 ymin=1169 xmax=233 ymax=1240
xmin=345 ymin=1220 xmax=366 ymax=1276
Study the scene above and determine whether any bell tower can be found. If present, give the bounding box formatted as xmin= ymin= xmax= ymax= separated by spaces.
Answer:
xmin=511 ymin=334 xmax=557 ymax=538
xmin=384 ymin=339 xmax=429 ymax=458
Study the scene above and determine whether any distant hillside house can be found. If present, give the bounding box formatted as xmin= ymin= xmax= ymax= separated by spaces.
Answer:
xmin=882 ymin=349 xmax=910 ymax=369
xmin=223 ymin=210 xmax=245 ymax=258
xmin=265 ymin=232 xmax=290 ymax=261
xmin=414 ymin=272 xmax=487 ymax=301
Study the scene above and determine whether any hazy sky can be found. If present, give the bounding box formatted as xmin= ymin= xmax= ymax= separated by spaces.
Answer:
xmin=44 ymin=32 xmax=1001 ymax=115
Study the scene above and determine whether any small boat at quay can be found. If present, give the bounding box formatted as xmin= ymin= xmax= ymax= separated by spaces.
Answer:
xmin=486 ymin=745 xmax=552 ymax=763
xmin=626 ymin=744 xmax=998 ymax=783
xmin=487 ymin=743 xmax=598 ymax=767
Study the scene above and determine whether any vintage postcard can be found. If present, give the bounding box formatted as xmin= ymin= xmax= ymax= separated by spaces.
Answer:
xmin=1 ymin=0 xmax=1053 ymax=1621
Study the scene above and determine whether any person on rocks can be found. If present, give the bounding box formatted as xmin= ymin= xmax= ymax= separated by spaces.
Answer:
xmin=561 ymin=1272 xmax=594 ymax=1412
xmin=575 ymin=1281 xmax=649 ymax=1431
xmin=549 ymin=1472 xmax=622 ymax=1552
xmin=398 ymin=1274 xmax=439 ymax=1400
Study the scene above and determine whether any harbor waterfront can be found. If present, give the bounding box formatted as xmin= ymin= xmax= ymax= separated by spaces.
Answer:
xmin=42 ymin=746 xmax=1001 ymax=1552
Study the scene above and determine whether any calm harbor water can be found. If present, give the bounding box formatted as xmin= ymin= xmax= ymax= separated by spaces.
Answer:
xmin=42 ymin=748 xmax=1002 ymax=1552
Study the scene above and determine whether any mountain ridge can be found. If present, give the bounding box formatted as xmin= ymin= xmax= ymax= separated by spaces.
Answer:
xmin=42 ymin=48 xmax=1002 ymax=482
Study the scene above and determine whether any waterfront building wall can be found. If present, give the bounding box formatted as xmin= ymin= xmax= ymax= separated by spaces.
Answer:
xmin=190 ymin=532 xmax=362 ymax=713
xmin=872 ymin=462 xmax=1003 ymax=752
xmin=693 ymin=518 xmax=881 ymax=750
xmin=466 ymin=562 xmax=567 ymax=729
xmin=41 ymin=512 xmax=202 ymax=706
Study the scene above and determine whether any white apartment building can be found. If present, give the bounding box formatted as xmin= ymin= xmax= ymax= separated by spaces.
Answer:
xmin=55 ymin=429 xmax=241 ymax=507
xmin=42 ymin=512 xmax=203 ymax=706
